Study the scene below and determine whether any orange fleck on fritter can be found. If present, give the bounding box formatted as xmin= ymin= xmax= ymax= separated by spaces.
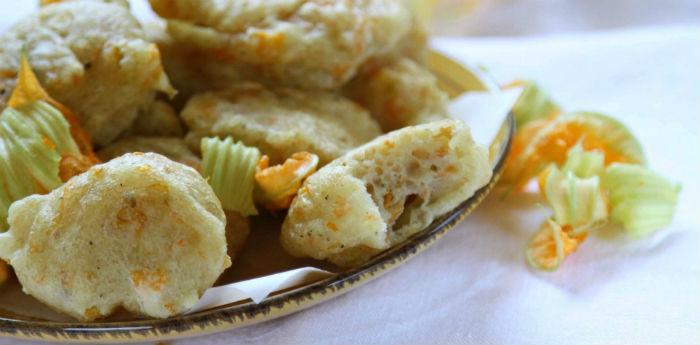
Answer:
xmin=116 ymin=201 xmax=147 ymax=237
xmin=149 ymin=182 xmax=170 ymax=194
xmin=254 ymin=31 xmax=285 ymax=59
xmin=333 ymin=198 xmax=349 ymax=218
xmin=83 ymin=306 xmax=102 ymax=320
xmin=59 ymin=155 xmax=93 ymax=182
xmin=435 ymin=126 xmax=453 ymax=140
xmin=326 ymin=222 xmax=338 ymax=232
xmin=411 ymin=149 xmax=429 ymax=159
xmin=164 ymin=303 xmax=176 ymax=314
xmin=435 ymin=145 xmax=449 ymax=157
xmin=29 ymin=243 xmax=44 ymax=253
xmin=332 ymin=63 xmax=352 ymax=79
xmin=130 ymin=268 xmax=168 ymax=291
xmin=71 ymin=73 xmax=82 ymax=85
xmin=383 ymin=192 xmax=394 ymax=207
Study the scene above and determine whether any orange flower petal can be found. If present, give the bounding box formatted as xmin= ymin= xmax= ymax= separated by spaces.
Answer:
xmin=8 ymin=52 xmax=98 ymax=163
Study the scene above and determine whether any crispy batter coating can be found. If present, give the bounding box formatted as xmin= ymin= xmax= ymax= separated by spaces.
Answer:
xmin=145 ymin=22 xmax=255 ymax=105
xmin=0 ymin=1 xmax=174 ymax=146
xmin=224 ymin=210 xmax=250 ymax=261
xmin=359 ymin=14 xmax=429 ymax=70
xmin=182 ymin=82 xmax=382 ymax=165
xmin=344 ymin=57 xmax=449 ymax=132
xmin=98 ymin=137 xmax=201 ymax=171
xmin=281 ymin=120 xmax=491 ymax=267
xmin=0 ymin=153 xmax=229 ymax=320
xmin=394 ymin=15 xmax=429 ymax=63
xmin=128 ymin=100 xmax=184 ymax=138
xmin=149 ymin=0 xmax=412 ymax=90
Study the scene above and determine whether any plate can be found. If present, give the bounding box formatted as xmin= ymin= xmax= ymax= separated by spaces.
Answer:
xmin=0 ymin=51 xmax=515 ymax=343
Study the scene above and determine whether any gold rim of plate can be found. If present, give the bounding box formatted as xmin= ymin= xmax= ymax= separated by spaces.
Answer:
xmin=0 ymin=50 xmax=515 ymax=343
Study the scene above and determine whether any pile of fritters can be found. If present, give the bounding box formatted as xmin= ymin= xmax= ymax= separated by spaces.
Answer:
xmin=0 ymin=0 xmax=491 ymax=321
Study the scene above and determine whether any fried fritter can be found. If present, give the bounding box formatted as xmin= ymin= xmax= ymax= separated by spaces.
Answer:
xmin=394 ymin=15 xmax=430 ymax=63
xmin=224 ymin=210 xmax=251 ymax=262
xmin=0 ymin=0 xmax=174 ymax=146
xmin=182 ymin=82 xmax=382 ymax=165
xmin=128 ymin=100 xmax=184 ymax=138
xmin=149 ymin=0 xmax=412 ymax=90
xmin=97 ymin=137 xmax=201 ymax=171
xmin=344 ymin=57 xmax=449 ymax=132
xmin=145 ymin=22 xmax=254 ymax=105
xmin=0 ymin=153 xmax=229 ymax=321
xmin=100 ymin=143 xmax=250 ymax=260
xmin=281 ymin=120 xmax=491 ymax=267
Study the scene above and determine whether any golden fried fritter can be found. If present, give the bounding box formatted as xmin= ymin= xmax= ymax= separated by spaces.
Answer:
xmin=145 ymin=22 xmax=255 ymax=105
xmin=129 ymin=100 xmax=184 ymax=138
xmin=149 ymin=0 xmax=412 ymax=90
xmin=224 ymin=210 xmax=250 ymax=261
xmin=281 ymin=120 xmax=491 ymax=267
xmin=344 ymin=57 xmax=449 ymax=132
xmin=394 ymin=15 xmax=430 ymax=63
xmin=0 ymin=1 xmax=174 ymax=146
xmin=97 ymin=137 xmax=201 ymax=171
xmin=182 ymin=82 xmax=382 ymax=165
xmin=99 ymin=142 xmax=249 ymax=260
xmin=0 ymin=153 xmax=229 ymax=321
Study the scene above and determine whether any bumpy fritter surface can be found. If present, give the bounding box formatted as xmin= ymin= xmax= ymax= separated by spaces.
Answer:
xmin=98 ymin=137 xmax=201 ymax=171
xmin=359 ymin=14 xmax=428 ymax=69
xmin=344 ymin=57 xmax=449 ymax=132
xmin=281 ymin=120 xmax=491 ymax=267
xmin=224 ymin=210 xmax=251 ymax=261
xmin=0 ymin=0 xmax=173 ymax=146
xmin=182 ymin=82 xmax=382 ymax=165
xmin=0 ymin=153 xmax=229 ymax=320
xmin=394 ymin=16 xmax=429 ymax=63
xmin=128 ymin=100 xmax=184 ymax=138
xmin=145 ymin=22 xmax=255 ymax=104
xmin=149 ymin=0 xmax=412 ymax=90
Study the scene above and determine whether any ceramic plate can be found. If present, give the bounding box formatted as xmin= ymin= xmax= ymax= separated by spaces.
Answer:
xmin=0 ymin=51 xmax=514 ymax=343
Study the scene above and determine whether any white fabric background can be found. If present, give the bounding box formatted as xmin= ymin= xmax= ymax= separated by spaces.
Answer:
xmin=430 ymin=0 xmax=700 ymax=36
xmin=0 ymin=1 xmax=699 ymax=345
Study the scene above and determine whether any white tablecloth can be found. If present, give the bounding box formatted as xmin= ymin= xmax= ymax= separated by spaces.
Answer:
xmin=176 ymin=25 xmax=700 ymax=345
xmin=0 ymin=5 xmax=698 ymax=345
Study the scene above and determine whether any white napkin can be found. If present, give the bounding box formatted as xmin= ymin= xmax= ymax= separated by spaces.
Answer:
xmin=189 ymin=268 xmax=333 ymax=311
